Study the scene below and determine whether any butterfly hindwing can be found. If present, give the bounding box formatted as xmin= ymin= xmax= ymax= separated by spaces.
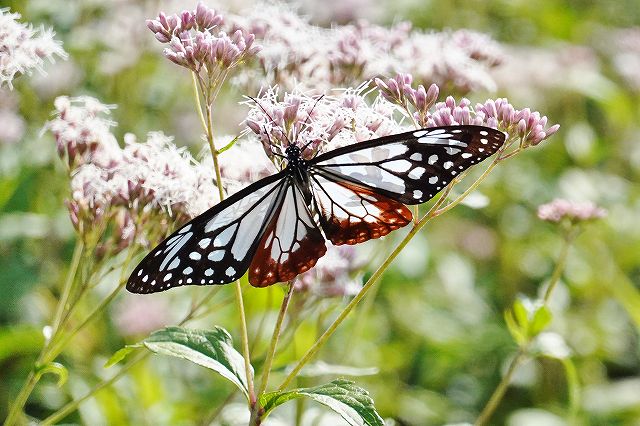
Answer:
xmin=249 ymin=181 xmax=326 ymax=287
xmin=310 ymin=125 xmax=506 ymax=205
xmin=126 ymin=171 xmax=288 ymax=293
xmin=310 ymin=174 xmax=412 ymax=245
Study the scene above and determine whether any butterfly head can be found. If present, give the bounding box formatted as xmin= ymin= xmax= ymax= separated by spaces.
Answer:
xmin=285 ymin=144 xmax=304 ymax=167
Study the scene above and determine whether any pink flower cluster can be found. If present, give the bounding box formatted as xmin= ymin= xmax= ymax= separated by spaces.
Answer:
xmin=375 ymin=74 xmax=560 ymax=146
xmin=227 ymin=4 xmax=502 ymax=93
xmin=146 ymin=2 xmax=260 ymax=75
xmin=0 ymin=8 xmax=67 ymax=89
xmin=537 ymin=199 xmax=607 ymax=223
xmin=47 ymin=97 xmax=219 ymax=256
xmin=245 ymin=86 xmax=402 ymax=162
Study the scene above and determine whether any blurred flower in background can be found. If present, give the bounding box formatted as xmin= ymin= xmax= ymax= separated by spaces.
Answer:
xmin=0 ymin=7 xmax=66 ymax=89
xmin=537 ymin=198 xmax=607 ymax=223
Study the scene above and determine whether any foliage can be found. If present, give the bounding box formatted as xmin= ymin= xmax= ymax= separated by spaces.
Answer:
xmin=1 ymin=0 xmax=639 ymax=425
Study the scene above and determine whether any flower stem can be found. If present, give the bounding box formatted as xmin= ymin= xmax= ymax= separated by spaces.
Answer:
xmin=257 ymin=282 xmax=294 ymax=396
xmin=474 ymin=347 xmax=529 ymax=426
xmin=41 ymin=286 xmax=222 ymax=424
xmin=200 ymin=86 xmax=255 ymax=407
xmin=277 ymin=152 xmax=505 ymax=391
xmin=4 ymin=239 xmax=84 ymax=426
xmin=475 ymin=224 xmax=577 ymax=425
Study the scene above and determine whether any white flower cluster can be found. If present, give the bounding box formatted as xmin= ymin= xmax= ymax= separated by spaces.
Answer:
xmin=0 ymin=8 xmax=66 ymax=89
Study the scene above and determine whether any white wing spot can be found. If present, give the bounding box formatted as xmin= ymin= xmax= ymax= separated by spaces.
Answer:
xmin=428 ymin=155 xmax=438 ymax=165
xmin=167 ymin=257 xmax=180 ymax=270
xmin=429 ymin=176 xmax=438 ymax=184
xmin=183 ymin=267 xmax=193 ymax=275
xmin=445 ymin=147 xmax=461 ymax=155
xmin=205 ymin=268 xmax=213 ymax=276
xmin=187 ymin=278 xmax=193 ymax=283
xmin=480 ymin=130 xmax=488 ymax=136
xmin=163 ymin=273 xmax=172 ymax=281
xmin=198 ymin=238 xmax=211 ymax=249
xmin=479 ymin=148 xmax=485 ymax=152
xmin=178 ymin=224 xmax=192 ymax=233
xmin=137 ymin=269 xmax=143 ymax=276
xmin=142 ymin=275 xmax=148 ymax=282
xmin=413 ymin=190 xmax=423 ymax=199
xmin=384 ymin=160 xmax=412 ymax=173
xmin=410 ymin=153 xmax=423 ymax=161
xmin=444 ymin=161 xmax=453 ymax=169
xmin=462 ymin=153 xmax=472 ymax=159
xmin=208 ymin=250 xmax=224 ymax=261
xmin=225 ymin=266 xmax=236 ymax=277
xmin=189 ymin=252 xmax=201 ymax=260
xmin=151 ymin=280 xmax=156 ymax=286
xmin=413 ymin=130 xmax=428 ymax=137
xmin=408 ymin=167 xmax=426 ymax=180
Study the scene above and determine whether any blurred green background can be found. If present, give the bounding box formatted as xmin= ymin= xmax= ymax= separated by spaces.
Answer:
xmin=1 ymin=0 xmax=639 ymax=424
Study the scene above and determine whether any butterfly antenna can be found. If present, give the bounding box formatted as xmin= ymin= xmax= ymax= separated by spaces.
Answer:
xmin=249 ymin=95 xmax=293 ymax=148
xmin=300 ymin=94 xmax=325 ymax=153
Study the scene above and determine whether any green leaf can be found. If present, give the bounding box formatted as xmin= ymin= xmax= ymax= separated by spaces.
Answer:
xmin=142 ymin=326 xmax=252 ymax=398
xmin=104 ymin=344 xmax=141 ymax=368
xmin=34 ymin=362 xmax=68 ymax=387
xmin=260 ymin=379 xmax=384 ymax=426
xmin=512 ymin=298 xmax=529 ymax=328
xmin=504 ymin=309 xmax=526 ymax=345
xmin=529 ymin=305 xmax=552 ymax=336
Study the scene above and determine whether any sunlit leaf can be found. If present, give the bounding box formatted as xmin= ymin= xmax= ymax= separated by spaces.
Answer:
xmin=142 ymin=326 xmax=252 ymax=398
xmin=260 ymin=379 xmax=384 ymax=426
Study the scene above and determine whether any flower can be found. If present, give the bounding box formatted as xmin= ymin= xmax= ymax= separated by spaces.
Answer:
xmin=245 ymin=84 xmax=403 ymax=163
xmin=226 ymin=4 xmax=502 ymax=93
xmin=537 ymin=198 xmax=607 ymax=223
xmin=147 ymin=2 xmax=260 ymax=90
xmin=0 ymin=8 xmax=67 ymax=89
xmin=47 ymin=96 xmax=220 ymax=254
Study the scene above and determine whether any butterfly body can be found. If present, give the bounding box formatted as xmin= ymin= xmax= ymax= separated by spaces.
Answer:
xmin=127 ymin=126 xmax=506 ymax=293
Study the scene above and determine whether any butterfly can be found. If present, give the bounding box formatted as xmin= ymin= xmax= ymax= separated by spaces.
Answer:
xmin=127 ymin=125 xmax=506 ymax=293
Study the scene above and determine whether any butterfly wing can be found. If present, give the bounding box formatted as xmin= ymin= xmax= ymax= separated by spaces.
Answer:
xmin=249 ymin=180 xmax=326 ymax=287
xmin=309 ymin=125 xmax=505 ymax=245
xmin=127 ymin=171 xmax=289 ymax=293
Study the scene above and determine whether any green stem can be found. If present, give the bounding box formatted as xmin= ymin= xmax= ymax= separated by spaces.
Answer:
xmin=257 ymin=283 xmax=295 ymax=395
xmin=50 ymin=240 xmax=84 ymax=337
xmin=474 ymin=347 xmax=529 ymax=426
xmin=200 ymin=84 xmax=255 ymax=407
xmin=40 ymin=352 xmax=148 ymax=426
xmin=475 ymin=224 xmax=577 ymax=425
xmin=4 ymin=240 xmax=84 ymax=426
xmin=277 ymin=151 xmax=505 ymax=391
xmin=543 ymin=229 xmax=576 ymax=304
xmin=41 ymin=286 xmax=222 ymax=424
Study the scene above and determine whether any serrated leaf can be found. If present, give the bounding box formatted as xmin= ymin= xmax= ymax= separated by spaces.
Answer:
xmin=142 ymin=326 xmax=252 ymax=398
xmin=260 ymin=379 xmax=384 ymax=426
xmin=104 ymin=344 xmax=141 ymax=368
xmin=34 ymin=362 xmax=68 ymax=387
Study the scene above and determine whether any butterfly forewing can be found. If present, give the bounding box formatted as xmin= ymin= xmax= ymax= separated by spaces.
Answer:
xmin=249 ymin=181 xmax=326 ymax=287
xmin=127 ymin=171 xmax=288 ymax=293
xmin=310 ymin=125 xmax=506 ymax=205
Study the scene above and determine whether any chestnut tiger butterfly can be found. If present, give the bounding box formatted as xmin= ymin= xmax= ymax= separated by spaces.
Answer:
xmin=127 ymin=125 xmax=505 ymax=293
